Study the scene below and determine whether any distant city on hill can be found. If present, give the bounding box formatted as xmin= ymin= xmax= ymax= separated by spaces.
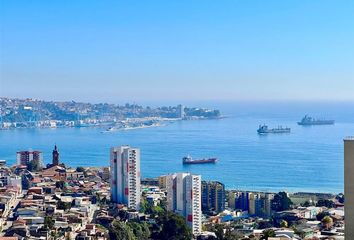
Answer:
xmin=0 ymin=97 xmax=221 ymax=129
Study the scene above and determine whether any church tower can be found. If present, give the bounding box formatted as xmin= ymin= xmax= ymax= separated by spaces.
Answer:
xmin=52 ymin=145 xmax=60 ymax=166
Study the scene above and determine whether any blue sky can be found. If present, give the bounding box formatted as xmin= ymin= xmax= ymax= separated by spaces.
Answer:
xmin=1 ymin=0 xmax=353 ymax=103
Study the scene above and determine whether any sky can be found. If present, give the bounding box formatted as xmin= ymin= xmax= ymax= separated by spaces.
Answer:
xmin=0 ymin=0 xmax=354 ymax=104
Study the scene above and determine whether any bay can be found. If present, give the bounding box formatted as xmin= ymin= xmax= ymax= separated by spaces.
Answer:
xmin=1 ymin=101 xmax=353 ymax=193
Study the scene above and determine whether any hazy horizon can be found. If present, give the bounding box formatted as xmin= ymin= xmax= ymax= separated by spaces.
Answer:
xmin=1 ymin=0 xmax=354 ymax=102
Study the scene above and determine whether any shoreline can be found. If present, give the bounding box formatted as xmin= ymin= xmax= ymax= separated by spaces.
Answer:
xmin=0 ymin=116 xmax=225 ymax=131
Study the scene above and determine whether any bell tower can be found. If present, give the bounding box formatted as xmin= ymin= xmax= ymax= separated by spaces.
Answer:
xmin=52 ymin=145 xmax=60 ymax=166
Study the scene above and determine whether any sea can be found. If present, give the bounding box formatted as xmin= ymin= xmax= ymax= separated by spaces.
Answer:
xmin=1 ymin=101 xmax=353 ymax=194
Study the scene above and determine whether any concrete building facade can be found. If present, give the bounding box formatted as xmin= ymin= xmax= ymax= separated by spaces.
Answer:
xmin=110 ymin=146 xmax=141 ymax=210
xmin=344 ymin=137 xmax=354 ymax=239
xmin=201 ymin=181 xmax=225 ymax=214
xmin=16 ymin=150 xmax=42 ymax=168
xmin=177 ymin=104 xmax=185 ymax=119
xmin=249 ymin=192 xmax=274 ymax=218
xmin=234 ymin=191 xmax=251 ymax=211
xmin=166 ymin=172 xmax=202 ymax=236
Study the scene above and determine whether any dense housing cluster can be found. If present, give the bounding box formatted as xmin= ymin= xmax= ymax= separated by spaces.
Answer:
xmin=0 ymin=144 xmax=346 ymax=240
xmin=0 ymin=98 xmax=221 ymax=129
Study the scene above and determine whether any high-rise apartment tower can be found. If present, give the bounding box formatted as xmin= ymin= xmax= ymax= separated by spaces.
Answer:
xmin=166 ymin=173 xmax=202 ymax=235
xmin=201 ymin=181 xmax=225 ymax=214
xmin=16 ymin=150 xmax=42 ymax=168
xmin=110 ymin=146 xmax=141 ymax=210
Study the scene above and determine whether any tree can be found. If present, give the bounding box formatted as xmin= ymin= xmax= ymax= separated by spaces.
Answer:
xmin=316 ymin=211 xmax=330 ymax=221
xmin=127 ymin=222 xmax=150 ymax=240
xmin=271 ymin=192 xmax=293 ymax=211
xmin=76 ymin=166 xmax=85 ymax=172
xmin=257 ymin=221 xmax=273 ymax=229
xmin=280 ymin=220 xmax=288 ymax=228
xmin=157 ymin=211 xmax=192 ymax=240
xmin=57 ymin=200 xmax=71 ymax=211
xmin=321 ymin=216 xmax=333 ymax=230
xmin=224 ymin=226 xmax=243 ymax=240
xmin=261 ymin=229 xmax=275 ymax=240
xmin=56 ymin=181 xmax=66 ymax=189
xmin=109 ymin=220 xmax=135 ymax=240
xmin=117 ymin=209 xmax=129 ymax=221
xmin=159 ymin=199 xmax=167 ymax=211
xmin=96 ymin=193 xmax=108 ymax=206
xmin=336 ymin=194 xmax=344 ymax=204
xmin=44 ymin=216 xmax=54 ymax=229
xmin=302 ymin=201 xmax=312 ymax=207
xmin=203 ymin=224 xmax=241 ymax=240
xmin=140 ymin=199 xmax=164 ymax=217
xmin=316 ymin=199 xmax=335 ymax=208
xmin=27 ymin=160 xmax=41 ymax=172
xmin=140 ymin=199 xmax=151 ymax=214
xmin=210 ymin=223 xmax=224 ymax=240
xmin=223 ymin=231 xmax=239 ymax=240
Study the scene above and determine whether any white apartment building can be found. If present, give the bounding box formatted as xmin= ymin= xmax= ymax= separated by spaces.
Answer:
xmin=166 ymin=172 xmax=202 ymax=236
xmin=110 ymin=146 xmax=141 ymax=210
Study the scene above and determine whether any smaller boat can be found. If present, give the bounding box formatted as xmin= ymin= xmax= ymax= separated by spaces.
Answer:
xmin=182 ymin=155 xmax=217 ymax=164
xmin=257 ymin=124 xmax=290 ymax=134
xmin=106 ymin=126 xmax=115 ymax=131
xmin=101 ymin=126 xmax=117 ymax=133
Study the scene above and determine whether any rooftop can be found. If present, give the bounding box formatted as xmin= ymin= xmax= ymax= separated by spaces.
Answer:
xmin=344 ymin=136 xmax=354 ymax=141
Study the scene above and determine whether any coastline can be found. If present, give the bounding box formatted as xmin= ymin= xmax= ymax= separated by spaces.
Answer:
xmin=0 ymin=116 xmax=225 ymax=131
xmin=0 ymin=113 xmax=345 ymax=194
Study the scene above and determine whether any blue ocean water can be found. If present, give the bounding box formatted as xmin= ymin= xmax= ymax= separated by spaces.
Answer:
xmin=1 ymin=101 xmax=353 ymax=193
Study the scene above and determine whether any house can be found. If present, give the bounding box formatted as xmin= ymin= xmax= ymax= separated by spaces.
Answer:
xmin=66 ymin=169 xmax=84 ymax=180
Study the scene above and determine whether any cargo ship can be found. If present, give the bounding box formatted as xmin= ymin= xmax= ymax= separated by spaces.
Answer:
xmin=182 ymin=155 xmax=217 ymax=164
xmin=257 ymin=124 xmax=291 ymax=134
xmin=298 ymin=115 xmax=335 ymax=125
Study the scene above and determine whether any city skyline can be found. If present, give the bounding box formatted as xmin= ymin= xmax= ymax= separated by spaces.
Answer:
xmin=0 ymin=1 xmax=351 ymax=239
xmin=1 ymin=0 xmax=354 ymax=102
